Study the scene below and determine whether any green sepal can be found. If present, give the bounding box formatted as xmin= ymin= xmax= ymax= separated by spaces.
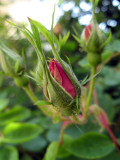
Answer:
xmin=28 ymin=18 xmax=56 ymax=57
xmin=81 ymin=69 xmax=101 ymax=86
xmin=35 ymin=61 xmax=43 ymax=82
xmin=45 ymin=73 xmax=77 ymax=116
xmin=55 ymin=31 xmax=70 ymax=52
xmin=100 ymin=30 xmax=112 ymax=49
xmin=90 ymin=0 xmax=100 ymax=12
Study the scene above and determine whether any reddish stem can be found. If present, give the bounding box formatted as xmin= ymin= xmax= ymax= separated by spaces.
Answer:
xmin=99 ymin=111 xmax=120 ymax=153
xmin=59 ymin=120 xmax=73 ymax=145
xmin=93 ymin=88 xmax=98 ymax=104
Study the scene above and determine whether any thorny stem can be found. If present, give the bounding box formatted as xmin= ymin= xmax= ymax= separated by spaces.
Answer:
xmin=85 ymin=66 xmax=96 ymax=117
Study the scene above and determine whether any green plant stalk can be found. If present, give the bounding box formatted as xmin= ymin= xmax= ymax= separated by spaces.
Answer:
xmin=0 ymin=132 xmax=4 ymax=147
xmin=85 ymin=66 xmax=96 ymax=117
xmin=23 ymin=86 xmax=57 ymax=117
xmin=23 ymin=86 xmax=47 ymax=114
xmin=23 ymin=86 xmax=38 ymax=104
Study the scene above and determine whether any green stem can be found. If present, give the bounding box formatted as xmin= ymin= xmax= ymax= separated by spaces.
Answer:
xmin=0 ymin=132 xmax=4 ymax=147
xmin=23 ymin=86 xmax=38 ymax=104
xmin=85 ymin=66 xmax=96 ymax=117
xmin=23 ymin=86 xmax=55 ymax=116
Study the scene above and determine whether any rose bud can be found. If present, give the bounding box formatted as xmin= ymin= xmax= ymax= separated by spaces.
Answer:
xmin=0 ymin=43 xmax=24 ymax=78
xmin=49 ymin=59 xmax=76 ymax=98
xmin=80 ymin=17 xmax=112 ymax=67
xmin=40 ymin=58 xmax=81 ymax=116
xmin=0 ymin=43 xmax=29 ymax=87
xmin=81 ymin=20 xmax=108 ymax=54
xmin=27 ymin=18 xmax=81 ymax=116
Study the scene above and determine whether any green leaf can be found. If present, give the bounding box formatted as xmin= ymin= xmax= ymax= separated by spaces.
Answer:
xmin=57 ymin=146 xmax=71 ymax=159
xmin=22 ymin=136 xmax=47 ymax=152
xmin=0 ymin=105 xmax=31 ymax=125
xmin=43 ymin=141 xmax=59 ymax=160
xmin=106 ymin=39 xmax=120 ymax=52
xmin=57 ymin=134 xmax=73 ymax=158
xmin=0 ymin=98 xmax=9 ymax=112
xmin=102 ymin=50 xmax=113 ymax=62
xmin=98 ymin=151 xmax=120 ymax=160
xmin=3 ymin=122 xmax=43 ymax=143
xmin=21 ymin=155 xmax=33 ymax=160
xmin=67 ymin=132 xmax=115 ymax=159
xmin=0 ymin=146 xmax=19 ymax=160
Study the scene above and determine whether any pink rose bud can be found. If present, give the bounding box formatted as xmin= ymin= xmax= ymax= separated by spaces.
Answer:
xmin=80 ymin=19 xmax=108 ymax=55
xmin=49 ymin=59 xmax=76 ymax=98
xmin=84 ymin=24 xmax=92 ymax=41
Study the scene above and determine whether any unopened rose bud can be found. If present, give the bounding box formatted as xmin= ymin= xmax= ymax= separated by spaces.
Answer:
xmin=49 ymin=59 xmax=76 ymax=98
xmin=0 ymin=43 xmax=25 ymax=78
xmin=81 ymin=21 xmax=107 ymax=54
xmin=41 ymin=58 xmax=81 ymax=116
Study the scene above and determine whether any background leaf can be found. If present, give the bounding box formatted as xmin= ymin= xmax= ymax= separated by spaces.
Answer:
xmin=3 ymin=122 xmax=43 ymax=143
xmin=0 ymin=105 xmax=31 ymax=125
xmin=0 ymin=146 xmax=19 ymax=160
xmin=0 ymin=98 xmax=9 ymax=112
xmin=43 ymin=141 xmax=59 ymax=160
xmin=66 ymin=132 xmax=115 ymax=159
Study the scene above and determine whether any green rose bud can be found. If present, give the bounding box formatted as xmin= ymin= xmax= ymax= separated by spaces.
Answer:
xmin=0 ymin=43 xmax=24 ymax=77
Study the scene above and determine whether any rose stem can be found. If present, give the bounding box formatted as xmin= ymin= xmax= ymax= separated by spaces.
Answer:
xmin=85 ymin=66 xmax=96 ymax=117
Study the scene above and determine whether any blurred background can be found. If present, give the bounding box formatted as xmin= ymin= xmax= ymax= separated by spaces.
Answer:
xmin=0 ymin=0 xmax=120 ymax=160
